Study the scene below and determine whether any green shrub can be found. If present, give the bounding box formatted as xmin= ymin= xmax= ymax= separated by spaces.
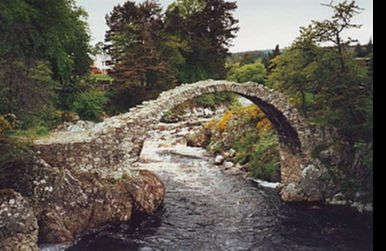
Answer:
xmin=195 ymin=93 xmax=236 ymax=109
xmin=72 ymin=89 xmax=108 ymax=121
xmin=0 ymin=116 xmax=12 ymax=137
xmin=196 ymin=94 xmax=216 ymax=108
xmin=8 ymin=125 xmax=50 ymax=139
xmin=35 ymin=125 xmax=50 ymax=136
xmin=204 ymin=105 xmax=280 ymax=182
xmin=38 ymin=109 xmax=63 ymax=129
xmin=246 ymin=132 xmax=280 ymax=181
xmin=314 ymin=140 xmax=373 ymax=203
xmin=227 ymin=61 xmax=267 ymax=84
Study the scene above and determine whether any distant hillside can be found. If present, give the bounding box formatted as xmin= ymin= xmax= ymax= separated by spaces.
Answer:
xmin=231 ymin=49 xmax=272 ymax=58
xmin=227 ymin=49 xmax=274 ymax=64
xmin=227 ymin=43 xmax=372 ymax=65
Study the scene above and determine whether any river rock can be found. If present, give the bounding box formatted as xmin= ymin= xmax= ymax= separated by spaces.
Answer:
xmin=300 ymin=164 xmax=325 ymax=201
xmin=223 ymin=161 xmax=234 ymax=168
xmin=203 ymin=108 xmax=214 ymax=117
xmin=129 ymin=169 xmax=165 ymax=213
xmin=333 ymin=192 xmax=346 ymax=201
xmin=38 ymin=171 xmax=136 ymax=243
xmin=0 ymin=189 xmax=39 ymax=251
xmin=0 ymin=155 xmax=133 ymax=244
xmin=280 ymin=183 xmax=305 ymax=202
xmin=185 ymin=129 xmax=210 ymax=147
xmin=215 ymin=155 xmax=225 ymax=165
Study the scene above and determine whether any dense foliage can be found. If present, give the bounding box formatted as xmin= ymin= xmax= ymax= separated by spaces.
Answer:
xmin=105 ymin=0 xmax=238 ymax=111
xmin=265 ymin=1 xmax=373 ymax=199
xmin=0 ymin=0 xmax=92 ymax=129
xmin=267 ymin=2 xmax=372 ymax=143
xmin=227 ymin=61 xmax=266 ymax=84
xmin=204 ymin=105 xmax=280 ymax=182
xmin=72 ymin=89 xmax=108 ymax=122
xmin=267 ymin=2 xmax=373 ymax=141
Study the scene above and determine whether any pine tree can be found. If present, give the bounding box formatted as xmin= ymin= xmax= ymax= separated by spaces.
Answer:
xmin=365 ymin=38 xmax=373 ymax=56
xmin=263 ymin=44 xmax=281 ymax=73
xmin=165 ymin=0 xmax=239 ymax=82
xmin=354 ymin=42 xmax=366 ymax=57
xmin=105 ymin=0 xmax=176 ymax=107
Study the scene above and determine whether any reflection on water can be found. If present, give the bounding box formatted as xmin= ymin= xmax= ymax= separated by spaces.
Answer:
xmin=62 ymin=120 xmax=372 ymax=251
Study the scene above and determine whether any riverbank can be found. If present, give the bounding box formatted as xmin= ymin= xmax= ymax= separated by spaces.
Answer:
xmin=184 ymin=102 xmax=373 ymax=213
xmin=67 ymin=114 xmax=373 ymax=250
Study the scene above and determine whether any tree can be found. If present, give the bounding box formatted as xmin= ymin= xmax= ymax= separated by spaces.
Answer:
xmin=31 ymin=0 xmax=92 ymax=109
xmin=164 ymin=0 xmax=239 ymax=82
xmin=268 ymin=0 xmax=372 ymax=142
xmin=268 ymin=46 xmax=319 ymax=118
xmin=307 ymin=0 xmax=363 ymax=72
xmin=267 ymin=1 xmax=373 ymax=199
xmin=105 ymin=0 xmax=239 ymax=110
xmin=227 ymin=61 xmax=267 ymax=84
xmin=105 ymin=0 xmax=176 ymax=108
xmin=354 ymin=42 xmax=366 ymax=57
xmin=262 ymin=44 xmax=281 ymax=73
xmin=0 ymin=0 xmax=92 ymax=126
xmin=0 ymin=59 xmax=57 ymax=125
xmin=365 ymin=38 xmax=373 ymax=56
xmin=92 ymin=41 xmax=106 ymax=56
xmin=168 ymin=0 xmax=205 ymax=17
xmin=239 ymin=53 xmax=255 ymax=66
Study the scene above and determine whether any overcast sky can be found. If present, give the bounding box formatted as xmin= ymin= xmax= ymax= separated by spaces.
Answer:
xmin=76 ymin=0 xmax=373 ymax=52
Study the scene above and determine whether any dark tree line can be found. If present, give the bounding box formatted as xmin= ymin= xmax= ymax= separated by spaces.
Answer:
xmin=0 ymin=0 xmax=92 ymax=127
xmin=104 ymin=0 xmax=239 ymax=110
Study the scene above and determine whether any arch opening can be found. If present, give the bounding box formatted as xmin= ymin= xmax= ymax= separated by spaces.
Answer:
xmin=161 ymin=90 xmax=305 ymax=184
xmin=165 ymin=90 xmax=303 ymax=155
xmin=242 ymin=95 xmax=302 ymax=154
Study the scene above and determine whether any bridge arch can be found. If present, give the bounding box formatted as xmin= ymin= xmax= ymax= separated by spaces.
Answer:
xmin=137 ymin=80 xmax=311 ymax=184
xmin=34 ymin=80 xmax=335 ymax=201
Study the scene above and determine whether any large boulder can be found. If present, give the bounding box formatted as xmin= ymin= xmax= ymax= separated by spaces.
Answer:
xmin=0 ymin=143 xmax=165 ymax=246
xmin=0 ymin=155 xmax=134 ymax=243
xmin=279 ymin=183 xmax=306 ymax=202
xmin=129 ymin=169 xmax=165 ymax=213
xmin=299 ymin=163 xmax=325 ymax=201
xmin=185 ymin=128 xmax=210 ymax=147
xmin=280 ymin=163 xmax=326 ymax=202
xmin=37 ymin=170 xmax=136 ymax=243
xmin=0 ymin=189 xmax=38 ymax=251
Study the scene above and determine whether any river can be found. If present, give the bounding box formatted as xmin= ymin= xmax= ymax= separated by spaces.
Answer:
xmin=44 ymin=116 xmax=372 ymax=251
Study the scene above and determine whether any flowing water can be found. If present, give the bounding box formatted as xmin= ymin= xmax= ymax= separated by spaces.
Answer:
xmin=47 ymin=118 xmax=372 ymax=251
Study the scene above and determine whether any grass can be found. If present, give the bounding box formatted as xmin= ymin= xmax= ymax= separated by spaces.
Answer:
xmin=91 ymin=74 xmax=113 ymax=82
xmin=7 ymin=125 xmax=50 ymax=141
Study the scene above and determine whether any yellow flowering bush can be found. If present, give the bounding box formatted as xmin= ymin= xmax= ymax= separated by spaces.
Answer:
xmin=204 ymin=105 xmax=273 ymax=133
xmin=256 ymin=117 xmax=272 ymax=132
xmin=203 ymin=105 xmax=280 ymax=182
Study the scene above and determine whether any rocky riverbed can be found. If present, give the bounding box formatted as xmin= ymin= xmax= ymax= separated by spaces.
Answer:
xmin=66 ymin=117 xmax=373 ymax=251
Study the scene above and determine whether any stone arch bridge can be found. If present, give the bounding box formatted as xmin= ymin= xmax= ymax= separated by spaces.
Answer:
xmin=34 ymin=80 xmax=335 ymax=201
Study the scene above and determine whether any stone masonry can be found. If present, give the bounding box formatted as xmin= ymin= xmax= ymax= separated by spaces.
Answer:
xmin=33 ymin=80 xmax=336 ymax=201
